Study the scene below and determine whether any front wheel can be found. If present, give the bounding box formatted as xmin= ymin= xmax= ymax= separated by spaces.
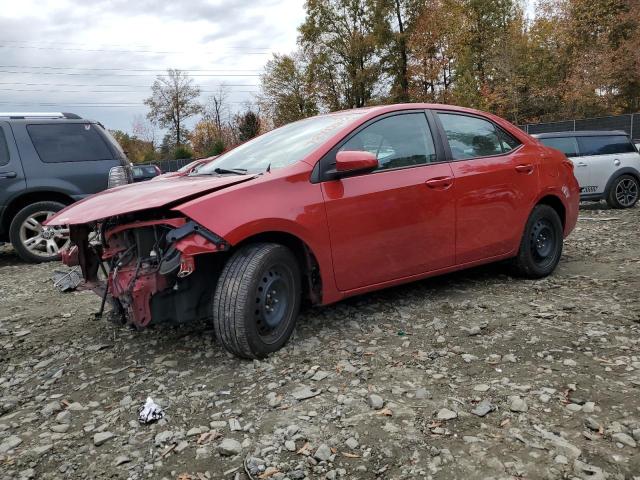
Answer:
xmin=606 ymin=174 xmax=639 ymax=209
xmin=511 ymin=205 xmax=563 ymax=279
xmin=8 ymin=201 xmax=70 ymax=263
xmin=213 ymin=243 xmax=301 ymax=359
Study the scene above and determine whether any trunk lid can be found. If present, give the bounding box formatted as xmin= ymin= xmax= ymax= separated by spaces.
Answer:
xmin=46 ymin=174 xmax=256 ymax=225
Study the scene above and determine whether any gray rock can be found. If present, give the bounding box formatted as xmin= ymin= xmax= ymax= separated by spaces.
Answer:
xmin=285 ymin=440 xmax=296 ymax=451
xmin=55 ymin=410 xmax=71 ymax=424
xmin=0 ymin=435 xmax=22 ymax=453
xmin=367 ymin=393 xmax=384 ymax=410
xmin=612 ymin=432 xmax=637 ymax=448
xmin=218 ymin=438 xmax=242 ymax=456
xmin=93 ymin=431 xmax=114 ymax=447
xmin=314 ymin=443 xmax=332 ymax=461
xmin=436 ymin=408 xmax=457 ymax=420
xmin=509 ymin=396 xmax=528 ymax=413
xmin=292 ymin=386 xmax=322 ymax=401
xmin=113 ymin=455 xmax=131 ymax=466
xmin=471 ymin=399 xmax=495 ymax=417
xmin=345 ymin=437 xmax=359 ymax=449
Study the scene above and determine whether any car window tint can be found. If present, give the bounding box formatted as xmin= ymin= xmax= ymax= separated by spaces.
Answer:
xmin=577 ymin=135 xmax=635 ymax=156
xmin=27 ymin=123 xmax=114 ymax=163
xmin=438 ymin=113 xmax=503 ymax=159
xmin=0 ymin=128 xmax=9 ymax=166
xmin=339 ymin=113 xmax=436 ymax=171
xmin=539 ymin=136 xmax=580 ymax=157
xmin=497 ymin=128 xmax=521 ymax=153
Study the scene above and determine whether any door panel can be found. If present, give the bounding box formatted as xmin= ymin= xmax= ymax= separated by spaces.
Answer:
xmin=323 ymin=163 xmax=456 ymax=291
xmin=0 ymin=122 xmax=26 ymax=210
xmin=436 ymin=112 xmax=540 ymax=264
xmin=321 ymin=112 xmax=455 ymax=291
xmin=450 ymin=150 xmax=539 ymax=263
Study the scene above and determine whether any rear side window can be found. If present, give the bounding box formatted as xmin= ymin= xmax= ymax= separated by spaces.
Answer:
xmin=539 ymin=136 xmax=579 ymax=157
xmin=577 ymin=135 xmax=635 ymax=156
xmin=0 ymin=128 xmax=9 ymax=166
xmin=27 ymin=123 xmax=114 ymax=163
xmin=438 ymin=113 xmax=504 ymax=160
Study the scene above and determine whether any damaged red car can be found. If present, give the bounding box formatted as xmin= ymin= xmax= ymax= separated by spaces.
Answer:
xmin=47 ymin=104 xmax=580 ymax=359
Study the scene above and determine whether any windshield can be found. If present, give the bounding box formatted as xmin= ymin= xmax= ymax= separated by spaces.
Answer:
xmin=196 ymin=111 xmax=366 ymax=175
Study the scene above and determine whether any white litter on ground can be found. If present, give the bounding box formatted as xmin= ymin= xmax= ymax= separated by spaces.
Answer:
xmin=138 ymin=397 xmax=164 ymax=424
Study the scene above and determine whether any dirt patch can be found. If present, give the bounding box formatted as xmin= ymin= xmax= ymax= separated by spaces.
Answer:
xmin=1 ymin=202 xmax=639 ymax=480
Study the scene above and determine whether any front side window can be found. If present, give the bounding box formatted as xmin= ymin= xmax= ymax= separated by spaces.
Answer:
xmin=0 ymin=128 xmax=9 ymax=167
xmin=577 ymin=135 xmax=636 ymax=156
xmin=339 ymin=113 xmax=436 ymax=171
xmin=438 ymin=113 xmax=504 ymax=160
xmin=27 ymin=123 xmax=114 ymax=163
xmin=539 ymin=136 xmax=580 ymax=157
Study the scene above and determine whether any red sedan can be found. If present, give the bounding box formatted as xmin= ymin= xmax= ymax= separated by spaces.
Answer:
xmin=47 ymin=104 xmax=580 ymax=359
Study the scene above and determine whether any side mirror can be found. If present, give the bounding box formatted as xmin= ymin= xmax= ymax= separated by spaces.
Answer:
xmin=335 ymin=150 xmax=378 ymax=174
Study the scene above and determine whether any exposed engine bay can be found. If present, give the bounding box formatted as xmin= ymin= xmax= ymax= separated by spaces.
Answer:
xmin=63 ymin=212 xmax=230 ymax=328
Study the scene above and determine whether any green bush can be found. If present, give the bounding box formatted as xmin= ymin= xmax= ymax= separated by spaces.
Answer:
xmin=173 ymin=145 xmax=193 ymax=160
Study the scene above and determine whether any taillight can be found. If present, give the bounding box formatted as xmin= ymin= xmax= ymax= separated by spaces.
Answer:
xmin=108 ymin=166 xmax=131 ymax=188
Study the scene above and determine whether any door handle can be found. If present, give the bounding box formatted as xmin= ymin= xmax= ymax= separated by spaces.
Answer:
xmin=515 ymin=164 xmax=534 ymax=174
xmin=425 ymin=177 xmax=454 ymax=189
xmin=576 ymin=162 xmax=587 ymax=167
xmin=0 ymin=171 xmax=17 ymax=179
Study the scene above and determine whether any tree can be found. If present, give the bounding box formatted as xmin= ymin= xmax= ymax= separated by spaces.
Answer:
xmin=299 ymin=0 xmax=385 ymax=110
xmin=190 ymin=119 xmax=226 ymax=157
xmin=259 ymin=52 xmax=319 ymax=127
xmin=110 ymin=130 xmax=156 ymax=164
xmin=236 ymin=110 xmax=261 ymax=142
xmin=203 ymin=84 xmax=230 ymax=133
xmin=144 ymin=69 xmax=201 ymax=148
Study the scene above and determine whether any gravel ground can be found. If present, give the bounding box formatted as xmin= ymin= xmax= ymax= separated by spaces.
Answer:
xmin=1 ymin=203 xmax=639 ymax=480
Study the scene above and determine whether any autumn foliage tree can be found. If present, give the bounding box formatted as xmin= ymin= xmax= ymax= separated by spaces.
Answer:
xmin=260 ymin=0 xmax=640 ymax=126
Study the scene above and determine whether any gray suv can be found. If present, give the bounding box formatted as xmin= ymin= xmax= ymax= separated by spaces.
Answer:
xmin=0 ymin=112 xmax=132 ymax=262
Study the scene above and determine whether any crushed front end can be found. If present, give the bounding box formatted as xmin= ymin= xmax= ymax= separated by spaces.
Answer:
xmin=63 ymin=214 xmax=229 ymax=328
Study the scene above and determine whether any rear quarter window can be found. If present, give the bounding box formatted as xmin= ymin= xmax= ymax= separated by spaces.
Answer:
xmin=27 ymin=123 xmax=114 ymax=163
xmin=577 ymin=135 xmax=635 ymax=156
xmin=0 ymin=128 xmax=9 ymax=166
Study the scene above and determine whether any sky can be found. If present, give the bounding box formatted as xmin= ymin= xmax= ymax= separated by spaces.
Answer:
xmin=0 ymin=0 xmax=536 ymax=135
xmin=0 ymin=0 xmax=306 ymax=133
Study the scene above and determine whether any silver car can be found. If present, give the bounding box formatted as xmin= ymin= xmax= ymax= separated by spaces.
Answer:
xmin=534 ymin=131 xmax=640 ymax=208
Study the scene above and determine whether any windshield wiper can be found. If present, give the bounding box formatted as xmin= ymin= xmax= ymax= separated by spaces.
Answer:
xmin=212 ymin=167 xmax=248 ymax=175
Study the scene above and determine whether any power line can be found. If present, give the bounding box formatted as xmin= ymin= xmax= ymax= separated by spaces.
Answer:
xmin=0 ymin=101 xmax=252 ymax=107
xmin=0 ymin=70 xmax=261 ymax=77
xmin=0 ymin=65 xmax=262 ymax=72
xmin=0 ymin=39 xmax=271 ymax=51
xmin=0 ymin=81 xmax=259 ymax=88
xmin=0 ymin=44 xmax=269 ymax=55
xmin=0 ymin=88 xmax=258 ymax=94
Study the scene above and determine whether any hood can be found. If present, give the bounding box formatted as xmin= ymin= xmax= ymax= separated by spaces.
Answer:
xmin=46 ymin=174 xmax=256 ymax=226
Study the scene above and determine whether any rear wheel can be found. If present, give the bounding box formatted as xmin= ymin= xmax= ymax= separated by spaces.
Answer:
xmin=511 ymin=205 xmax=563 ymax=279
xmin=213 ymin=243 xmax=301 ymax=359
xmin=8 ymin=201 xmax=70 ymax=263
xmin=606 ymin=174 xmax=639 ymax=209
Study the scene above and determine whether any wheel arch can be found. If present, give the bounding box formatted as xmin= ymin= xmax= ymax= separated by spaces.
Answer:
xmin=535 ymin=194 xmax=566 ymax=229
xmin=231 ymin=230 xmax=323 ymax=305
xmin=2 ymin=190 xmax=75 ymax=233
xmin=604 ymin=167 xmax=640 ymax=196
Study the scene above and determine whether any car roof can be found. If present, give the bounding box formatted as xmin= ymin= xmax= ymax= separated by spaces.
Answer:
xmin=533 ymin=130 xmax=629 ymax=138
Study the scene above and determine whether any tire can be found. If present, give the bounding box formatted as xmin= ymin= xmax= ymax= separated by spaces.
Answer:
xmin=8 ymin=201 xmax=70 ymax=263
xmin=511 ymin=205 xmax=563 ymax=279
xmin=606 ymin=174 xmax=639 ymax=209
xmin=213 ymin=243 xmax=301 ymax=359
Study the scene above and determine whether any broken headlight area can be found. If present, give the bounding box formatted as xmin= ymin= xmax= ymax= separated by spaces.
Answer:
xmin=62 ymin=215 xmax=229 ymax=328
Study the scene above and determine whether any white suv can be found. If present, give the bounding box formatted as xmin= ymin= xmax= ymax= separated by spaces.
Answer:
xmin=534 ymin=131 xmax=640 ymax=208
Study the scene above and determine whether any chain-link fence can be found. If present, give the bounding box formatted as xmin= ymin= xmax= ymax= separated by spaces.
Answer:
xmin=518 ymin=113 xmax=640 ymax=140
xmin=154 ymin=158 xmax=192 ymax=173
